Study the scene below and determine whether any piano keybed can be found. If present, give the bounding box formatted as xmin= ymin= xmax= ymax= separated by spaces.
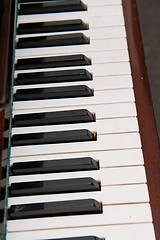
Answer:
xmin=0 ymin=0 xmax=159 ymax=239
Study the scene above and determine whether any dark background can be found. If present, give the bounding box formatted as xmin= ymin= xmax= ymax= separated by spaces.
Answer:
xmin=137 ymin=0 xmax=160 ymax=140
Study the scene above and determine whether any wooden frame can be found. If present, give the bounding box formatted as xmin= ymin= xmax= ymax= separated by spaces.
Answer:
xmin=122 ymin=0 xmax=160 ymax=239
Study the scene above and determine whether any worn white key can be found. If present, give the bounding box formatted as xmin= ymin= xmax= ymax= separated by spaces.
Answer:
xmin=11 ymin=132 xmax=141 ymax=157
xmin=14 ymin=62 xmax=131 ymax=83
xmin=8 ymin=184 xmax=149 ymax=207
xmin=16 ymin=38 xmax=127 ymax=57
xmin=13 ymin=102 xmax=137 ymax=119
xmin=13 ymin=88 xmax=135 ymax=110
xmin=17 ymin=26 xmax=126 ymax=40
xmin=10 ymin=148 xmax=144 ymax=168
xmin=14 ymin=75 xmax=132 ymax=92
xmin=15 ymin=49 xmax=129 ymax=66
xmin=12 ymin=117 xmax=138 ymax=135
xmin=80 ymin=0 xmax=122 ymax=6
xmin=18 ymin=15 xmax=124 ymax=29
xmin=6 ymin=223 xmax=156 ymax=240
xmin=7 ymin=203 xmax=152 ymax=232
xmin=18 ymin=5 xmax=123 ymax=24
xmin=8 ymin=165 xmax=146 ymax=185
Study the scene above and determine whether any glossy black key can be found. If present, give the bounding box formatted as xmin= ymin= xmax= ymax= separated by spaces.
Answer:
xmin=10 ymin=177 xmax=100 ymax=197
xmin=13 ymin=109 xmax=95 ymax=127
xmin=19 ymin=0 xmax=87 ymax=15
xmin=16 ymin=55 xmax=91 ymax=70
xmin=18 ymin=19 xmax=88 ymax=34
xmin=14 ymin=85 xmax=93 ymax=101
xmin=12 ymin=129 xmax=96 ymax=146
xmin=9 ymin=199 xmax=102 ymax=219
xmin=42 ymin=237 xmax=103 ymax=240
xmin=11 ymin=157 xmax=99 ymax=175
xmin=15 ymin=69 xmax=92 ymax=85
xmin=17 ymin=33 xmax=89 ymax=49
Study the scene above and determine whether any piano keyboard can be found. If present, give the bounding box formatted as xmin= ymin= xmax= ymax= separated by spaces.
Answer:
xmin=0 ymin=0 xmax=158 ymax=240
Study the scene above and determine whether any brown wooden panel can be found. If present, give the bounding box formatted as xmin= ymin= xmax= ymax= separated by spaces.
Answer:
xmin=122 ymin=0 xmax=160 ymax=239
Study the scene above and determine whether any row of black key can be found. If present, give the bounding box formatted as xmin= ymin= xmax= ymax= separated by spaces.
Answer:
xmin=10 ymin=0 xmax=103 ymax=227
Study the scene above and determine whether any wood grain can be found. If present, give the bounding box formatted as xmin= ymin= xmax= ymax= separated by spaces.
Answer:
xmin=122 ymin=0 xmax=160 ymax=239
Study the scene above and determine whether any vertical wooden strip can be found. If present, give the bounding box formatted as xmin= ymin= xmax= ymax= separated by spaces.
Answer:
xmin=122 ymin=0 xmax=160 ymax=239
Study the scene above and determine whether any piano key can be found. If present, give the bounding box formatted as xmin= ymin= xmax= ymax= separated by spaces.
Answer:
xmin=17 ymin=33 xmax=89 ymax=49
xmin=15 ymin=69 xmax=92 ymax=85
xmin=12 ymin=109 xmax=95 ymax=127
xmin=10 ymin=177 xmax=100 ymax=197
xmin=6 ymin=224 xmax=156 ymax=240
xmin=13 ymin=89 xmax=135 ymax=111
xmin=14 ymin=85 xmax=93 ymax=101
xmin=11 ymin=157 xmax=99 ymax=175
xmin=7 ymin=203 xmax=152 ymax=231
xmin=14 ymin=63 xmax=131 ymax=87
xmin=19 ymin=0 xmax=87 ymax=15
xmin=18 ymin=6 xmax=123 ymax=25
xmin=15 ymin=54 xmax=91 ymax=70
xmin=8 ymin=184 xmax=149 ymax=207
xmin=9 ymin=199 xmax=102 ymax=220
xmin=17 ymin=26 xmax=126 ymax=40
xmin=18 ymin=19 xmax=88 ymax=35
xmin=13 ymin=102 xmax=137 ymax=119
xmin=18 ymin=15 xmax=124 ymax=29
xmin=15 ymin=50 xmax=129 ymax=72
xmin=16 ymin=38 xmax=128 ymax=57
xmin=19 ymin=0 xmax=121 ymax=6
xmin=10 ymin=132 xmax=141 ymax=158
xmin=12 ymin=129 xmax=96 ymax=147
xmin=12 ymin=117 xmax=139 ymax=135
xmin=8 ymin=166 xmax=146 ymax=186
xmin=10 ymin=148 xmax=144 ymax=168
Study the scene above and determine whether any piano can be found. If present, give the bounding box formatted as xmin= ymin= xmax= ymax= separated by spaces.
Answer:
xmin=0 ymin=0 xmax=160 ymax=239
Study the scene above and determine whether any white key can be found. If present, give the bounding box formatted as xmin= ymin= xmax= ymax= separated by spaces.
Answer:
xmin=13 ymin=89 xmax=135 ymax=110
xmin=18 ymin=16 xmax=124 ymax=31
xmin=10 ymin=148 xmax=144 ymax=168
xmin=7 ymin=203 xmax=152 ymax=232
xmin=15 ymin=49 xmax=129 ymax=65
xmin=80 ymin=0 xmax=122 ymax=6
xmin=8 ymin=165 xmax=146 ymax=185
xmin=12 ymin=117 xmax=139 ymax=135
xmin=8 ymin=184 xmax=149 ymax=207
xmin=18 ymin=5 xmax=123 ymax=24
xmin=13 ymin=102 xmax=137 ymax=119
xmin=6 ymin=223 xmax=156 ymax=240
xmin=11 ymin=132 xmax=141 ymax=157
xmin=14 ymin=62 xmax=131 ymax=82
xmin=17 ymin=26 xmax=126 ymax=40
xmin=16 ymin=38 xmax=128 ymax=57
xmin=14 ymin=75 xmax=133 ymax=92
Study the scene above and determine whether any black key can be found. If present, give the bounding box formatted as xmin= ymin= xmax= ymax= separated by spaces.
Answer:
xmin=18 ymin=19 xmax=88 ymax=34
xmin=17 ymin=33 xmax=89 ymax=49
xmin=10 ymin=177 xmax=100 ymax=197
xmin=15 ymin=69 xmax=92 ymax=85
xmin=9 ymin=199 xmax=102 ymax=219
xmin=14 ymin=85 xmax=93 ymax=101
xmin=13 ymin=109 xmax=95 ymax=127
xmin=41 ymin=237 xmax=103 ymax=240
xmin=19 ymin=0 xmax=87 ymax=15
xmin=15 ymin=55 xmax=91 ymax=70
xmin=11 ymin=157 xmax=99 ymax=175
xmin=12 ymin=129 xmax=96 ymax=146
